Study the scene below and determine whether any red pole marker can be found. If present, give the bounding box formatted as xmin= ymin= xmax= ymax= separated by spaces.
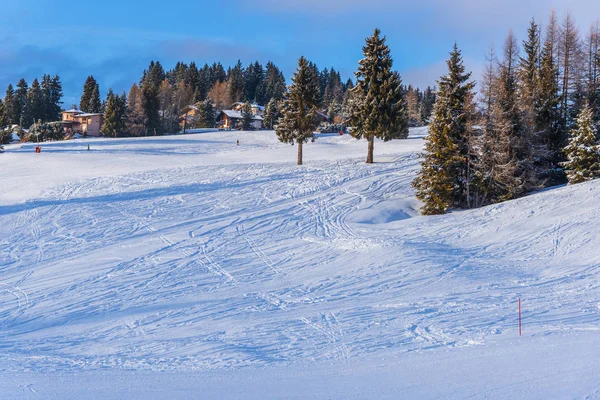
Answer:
xmin=518 ymin=298 xmax=522 ymax=336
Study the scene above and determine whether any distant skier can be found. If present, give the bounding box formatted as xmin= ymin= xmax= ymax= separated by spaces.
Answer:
xmin=236 ymin=139 xmax=239 ymax=146
xmin=87 ymin=144 xmax=90 ymax=151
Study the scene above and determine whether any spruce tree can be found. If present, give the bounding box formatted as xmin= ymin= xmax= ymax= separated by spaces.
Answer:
xmin=228 ymin=60 xmax=245 ymax=103
xmin=127 ymin=84 xmax=146 ymax=136
xmin=488 ymin=31 xmax=536 ymax=201
xmin=102 ymin=89 xmax=127 ymax=137
xmin=348 ymin=28 xmax=409 ymax=164
xmin=47 ymin=75 xmax=63 ymax=121
xmin=28 ymin=78 xmax=44 ymax=123
xmin=15 ymin=79 xmax=31 ymax=127
xmin=4 ymin=84 xmax=18 ymax=125
xmin=263 ymin=98 xmax=278 ymax=129
xmin=561 ymin=103 xmax=600 ymax=184
xmin=80 ymin=76 xmax=99 ymax=112
xmin=141 ymin=61 xmax=164 ymax=135
xmin=413 ymin=44 xmax=477 ymax=215
xmin=275 ymin=56 xmax=321 ymax=165
xmin=198 ymin=99 xmax=216 ymax=128
xmin=241 ymin=102 xmax=254 ymax=130
xmin=88 ymin=83 xmax=102 ymax=113
xmin=0 ymin=99 xmax=5 ymax=130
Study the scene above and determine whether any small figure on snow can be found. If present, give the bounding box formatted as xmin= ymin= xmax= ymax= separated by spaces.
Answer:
xmin=236 ymin=139 xmax=239 ymax=146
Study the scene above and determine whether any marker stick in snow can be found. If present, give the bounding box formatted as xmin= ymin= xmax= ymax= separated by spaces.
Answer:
xmin=518 ymin=298 xmax=522 ymax=336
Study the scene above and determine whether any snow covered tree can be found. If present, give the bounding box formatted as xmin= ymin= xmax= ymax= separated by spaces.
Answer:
xmin=263 ymin=98 xmax=278 ymax=129
xmin=348 ymin=28 xmax=409 ymax=164
xmin=275 ymin=56 xmax=321 ymax=165
xmin=102 ymin=89 xmax=127 ymax=137
xmin=561 ymin=103 xmax=600 ymax=184
xmin=241 ymin=102 xmax=254 ymax=130
xmin=413 ymin=44 xmax=477 ymax=215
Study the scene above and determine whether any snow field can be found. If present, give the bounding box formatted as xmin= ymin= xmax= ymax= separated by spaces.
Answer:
xmin=0 ymin=127 xmax=599 ymax=398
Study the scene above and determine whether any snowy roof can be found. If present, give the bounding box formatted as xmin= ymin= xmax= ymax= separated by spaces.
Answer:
xmin=77 ymin=113 xmax=103 ymax=117
xmin=63 ymin=109 xmax=83 ymax=114
xmin=221 ymin=110 xmax=263 ymax=121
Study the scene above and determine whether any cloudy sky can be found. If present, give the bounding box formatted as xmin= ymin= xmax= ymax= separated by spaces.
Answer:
xmin=1 ymin=0 xmax=599 ymax=105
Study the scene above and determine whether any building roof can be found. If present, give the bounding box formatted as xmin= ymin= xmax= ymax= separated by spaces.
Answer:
xmin=63 ymin=109 xmax=83 ymax=114
xmin=77 ymin=113 xmax=103 ymax=117
xmin=220 ymin=110 xmax=263 ymax=121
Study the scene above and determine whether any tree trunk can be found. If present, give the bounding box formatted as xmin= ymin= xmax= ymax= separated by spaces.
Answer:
xmin=297 ymin=140 xmax=303 ymax=165
xmin=366 ymin=136 xmax=374 ymax=164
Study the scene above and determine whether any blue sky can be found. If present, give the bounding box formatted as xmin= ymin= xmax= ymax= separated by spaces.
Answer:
xmin=1 ymin=0 xmax=599 ymax=106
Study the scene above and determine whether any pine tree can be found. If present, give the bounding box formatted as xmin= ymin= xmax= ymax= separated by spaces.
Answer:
xmin=0 ymin=99 xmax=5 ymax=130
xmin=263 ymin=98 xmax=278 ymax=129
xmin=197 ymin=99 xmax=216 ymax=128
xmin=348 ymin=28 xmax=409 ymax=164
xmin=127 ymin=84 xmax=146 ymax=136
xmin=537 ymin=22 xmax=565 ymax=181
xmin=15 ymin=78 xmax=31 ymax=127
xmin=47 ymin=75 xmax=63 ymax=121
xmin=141 ymin=61 xmax=164 ymax=135
xmin=228 ymin=60 xmax=245 ymax=103
xmin=518 ymin=18 xmax=541 ymax=126
xmin=80 ymin=76 xmax=100 ymax=112
xmin=102 ymin=89 xmax=127 ymax=137
xmin=241 ymin=102 xmax=254 ymax=130
xmin=561 ymin=103 xmax=600 ymax=183
xmin=489 ymin=31 xmax=536 ymax=201
xmin=275 ymin=56 xmax=321 ymax=165
xmin=4 ymin=84 xmax=18 ymax=125
xmin=28 ymin=78 xmax=44 ymax=123
xmin=88 ymin=83 xmax=102 ymax=113
xmin=413 ymin=44 xmax=477 ymax=215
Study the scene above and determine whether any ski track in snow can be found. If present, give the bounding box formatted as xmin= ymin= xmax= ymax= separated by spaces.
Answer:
xmin=0 ymin=128 xmax=600 ymax=389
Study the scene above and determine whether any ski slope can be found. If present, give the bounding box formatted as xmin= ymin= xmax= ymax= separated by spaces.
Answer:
xmin=0 ymin=128 xmax=599 ymax=399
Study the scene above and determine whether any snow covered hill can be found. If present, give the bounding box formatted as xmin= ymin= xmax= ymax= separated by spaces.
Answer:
xmin=0 ymin=128 xmax=599 ymax=399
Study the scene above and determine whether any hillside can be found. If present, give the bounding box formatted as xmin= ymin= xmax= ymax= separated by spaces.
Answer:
xmin=0 ymin=128 xmax=599 ymax=399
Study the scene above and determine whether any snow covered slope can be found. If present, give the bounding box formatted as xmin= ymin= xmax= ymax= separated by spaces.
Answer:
xmin=0 ymin=128 xmax=599 ymax=399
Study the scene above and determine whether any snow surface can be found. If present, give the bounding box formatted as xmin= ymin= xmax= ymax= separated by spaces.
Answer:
xmin=1 ymin=128 xmax=599 ymax=399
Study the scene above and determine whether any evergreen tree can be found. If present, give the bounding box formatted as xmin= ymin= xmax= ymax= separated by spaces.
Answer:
xmin=197 ymin=99 xmax=216 ymax=128
xmin=88 ymin=83 xmax=102 ymax=113
xmin=15 ymin=78 xmax=31 ymax=127
xmin=241 ymin=102 xmax=254 ymax=130
xmin=263 ymin=97 xmax=278 ymax=129
xmin=413 ymin=44 xmax=477 ymax=215
xmin=348 ymin=28 xmax=409 ymax=164
xmin=276 ymin=56 xmax=321 ymax=165
xmin=518 ymin=18 xmax=541 ymax=126
xmin=102 ymin=89 xmax=127 ymax=137
xmin=0 ymin=99 xmax=5 ymax=130
xmin=228 ymin=60 xmax=245 ymax=103
xmin=28 ymin=78 xmax=44 ymax=123
xmin=80 ymin=76 xmax=100 ymax=112
xmin=4 ymin=84 xmax=18 ymax=125
xmin=141 ymin=61 xmax=164 ymax=135
xmin=260 ymin=62 xmax=286 ymax=104
xmin=244 ymin=61 xmax=265 ymax=102
xmin=47 ymin=75 xmax=63 ymax=121
xmin=127 ymin=83 xmax=146 ymax=136
xmin=488 ymin=31 xmax=536 ymax=201
xmin=561 ymin=103 xmax=600 ymax=183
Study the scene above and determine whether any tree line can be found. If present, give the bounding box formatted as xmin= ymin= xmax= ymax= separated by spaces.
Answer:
xmin=414 ymin=11 xmax=600 ymax=215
